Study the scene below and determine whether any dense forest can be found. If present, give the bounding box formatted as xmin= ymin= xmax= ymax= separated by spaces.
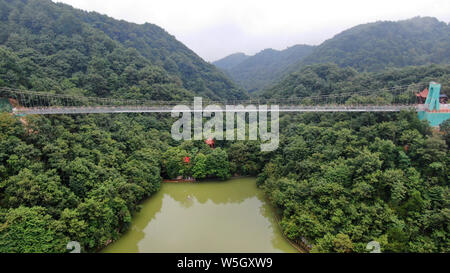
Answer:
xmin=0 ymin=0 xmax=448 ymax=253
xmin=1 ymin=94 xmax=448 ymax=252
xmin=258 ymin=112 xmax=449 ymax=252
xmin=0 ymin=0 xmax=246 ymax=252
xmin=259 ymin=64 xmax=450 ymax=99
xmin=0 ymin=113 xmax=170 ymax=252
xmin=215 ymin=17 xmax=450 ymax=93
xmin=297 ymin=17 xmax=450 ymax=72
xmin=0 ymin=0 xmax=247 ymax=101
xmin=213 ymin=45 xmax=314 ymax=93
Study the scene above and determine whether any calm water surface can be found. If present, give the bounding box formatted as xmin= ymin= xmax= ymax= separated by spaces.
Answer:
xmin=103 ymin=177 xmax=298 ymax=253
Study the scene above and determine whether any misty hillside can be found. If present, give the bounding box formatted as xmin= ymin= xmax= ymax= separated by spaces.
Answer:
xmin=213 ymin=45 xmax=315 ymax=93
xmin=294 ymin=16 xmax=450 ymax=72
xmin=0 ymin=0 xmax=247 ymax=100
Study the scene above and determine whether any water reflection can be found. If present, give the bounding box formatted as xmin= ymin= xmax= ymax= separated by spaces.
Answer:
xmin=103 ymin=178 xmax=298 ymax=253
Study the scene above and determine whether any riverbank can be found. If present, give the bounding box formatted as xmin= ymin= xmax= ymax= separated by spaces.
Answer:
xmin=163 ymin=178 xmax=196 ymax=183
xmin=163 ymin=175 xmax=252 ymax=183
xmin=265 ymin=195 xmax=309 ymax=253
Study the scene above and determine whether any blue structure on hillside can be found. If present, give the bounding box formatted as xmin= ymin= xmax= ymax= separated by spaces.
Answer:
xmin=418 ymin=82 xmax=450 ymax=127
xmin=425 ymin=82 xmax=441 ymax=111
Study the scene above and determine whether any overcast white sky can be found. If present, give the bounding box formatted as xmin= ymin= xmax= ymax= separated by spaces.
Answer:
xmin=54 ymin=0 xmax=450 ymax=62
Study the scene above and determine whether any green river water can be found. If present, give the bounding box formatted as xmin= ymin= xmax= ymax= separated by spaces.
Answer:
xmin=103 ymin=177 xmax=298 ymax=253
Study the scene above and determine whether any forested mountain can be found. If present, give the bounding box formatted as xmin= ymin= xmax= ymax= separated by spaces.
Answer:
xmin=1 ymin=62 xmax=448 ymax=252
xmin=252 ymin=64 xmax=450 ymax=252
xmin=259 ymin=111 xmax=449 ymax=253
xmin=213 ymin=52 xmax=249 ymax=71
xmin=213 ymin=45 xmax=315 ymax=93
xmin=259 ymin=63 xmax=450 ymax=99
xmin=0 ymin=0 xmax=448 ymax=254
xmin=0 ymin=0 xmax=245 ymax=253
xmin=221 ymin=17 xmax=449 ymax=94
xmin=292 ymin=17 xmax=450 ymax=73
xmin=0 ymin=0 xmax=247 ymax=100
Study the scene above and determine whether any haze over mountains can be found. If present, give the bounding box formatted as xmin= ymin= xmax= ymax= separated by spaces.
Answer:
xmin=214 ymin=16 xmax=450 ymax=94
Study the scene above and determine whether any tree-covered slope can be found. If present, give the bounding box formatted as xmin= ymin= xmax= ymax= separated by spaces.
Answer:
xmin=214 ymin=45 xmax=315 ymax=93
xmin=253 ymin=64 xmax=449 ymax=252
xmin=217 ymin=17 xmax=449 ymax=94
xmin=296 ymin=17 xmax=450 ymax=72
xmin=0 ymin=0 xmax=247 ymax=100
xmin=0 ymin=0 xmax=448 ymax=254
xmin=0 ymin=0 xmax=247 ymax=252
xmin=1 ymin=64 xmax=449 ymax=252
xmin=258 ymin=110 xmax=449 ymax=253
xmin=259 ymin=63 xmax=450 ymax=99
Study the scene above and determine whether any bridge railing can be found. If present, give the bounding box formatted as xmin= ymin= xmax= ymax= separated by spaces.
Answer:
xmin=0 ymin=84 xmax=422 ymax=113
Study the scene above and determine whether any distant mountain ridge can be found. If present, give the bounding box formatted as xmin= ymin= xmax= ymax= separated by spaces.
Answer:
xmin=213 ymin=45 xmax=315 ymax=93
xmin=216 ymin=16 xmax=449 ymax=94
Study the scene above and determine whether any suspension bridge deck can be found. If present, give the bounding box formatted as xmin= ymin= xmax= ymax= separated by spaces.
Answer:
xmin=12 ymin=105 xmax=421 ymax=115
xmin=1 ymin=86 xmax=448 ymax=115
